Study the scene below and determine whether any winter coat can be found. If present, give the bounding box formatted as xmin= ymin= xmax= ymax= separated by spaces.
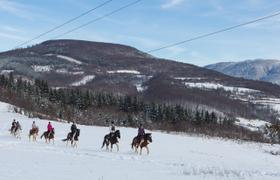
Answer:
xmin=109 ymin=125 xmax=116 ymax=133
xmin=47 ymin=124 xmax=53 ymax=132
xmin=32 ymin=123 xmax=37 ymax=129
xmin=138 ymin=127 xmax=145 ymax=136
xmin=71 ymin=124 xmax=77 ymax=133
xmin=12 ymin=121 xmax=16 ymax=127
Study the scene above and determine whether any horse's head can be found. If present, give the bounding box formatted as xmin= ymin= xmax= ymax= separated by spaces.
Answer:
xmin=146 ymin=133 xmax=152 ymax=143
xmin=115 ymin=130 xmax=121 ymax=139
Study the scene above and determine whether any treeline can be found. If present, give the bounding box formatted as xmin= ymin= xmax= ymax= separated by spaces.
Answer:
xmin=0 ymin=74 xmax=267 ymax=142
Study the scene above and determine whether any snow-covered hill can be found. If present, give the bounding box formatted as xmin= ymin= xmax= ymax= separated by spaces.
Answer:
xmin=1 ymin=101 xmax=280 ymax=180
xmin=205 ymin=59 xmax=280 ymax=85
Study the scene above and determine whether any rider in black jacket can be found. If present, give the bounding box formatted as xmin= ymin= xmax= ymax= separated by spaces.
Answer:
xmin=71 ymin=122 xmax=77 ymax=134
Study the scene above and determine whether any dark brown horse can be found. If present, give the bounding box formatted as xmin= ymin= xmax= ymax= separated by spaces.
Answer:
xmin=62 ymin=129 xmax=80 ymax=148
xmin=29 ymin=128 xmax=39 ymax=141
xmin=131 ymin=133 xmax=152 ymax=155
xmin=40 ymin=128 xmax=55 ymax=144
xmin=101 ymin=130 xmax=121 ymax=151
xmin=10 ymin=125 xmax=21 ymax=139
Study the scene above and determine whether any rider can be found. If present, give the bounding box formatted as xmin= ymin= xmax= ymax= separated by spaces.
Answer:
xmin=11 ymin=119 xmax=16 ymax=132
xmin=137 ymin=123 xmax=145 ymax=146
xmin=109 ymin=121 xmax=116 ymax=137
xmin=32 ymin=121 xmax=38 ymax=130
xmin=70 ymin=122 xmax=77 ymax=134
xmin=47 ymin=122 xmax=53 ymax=136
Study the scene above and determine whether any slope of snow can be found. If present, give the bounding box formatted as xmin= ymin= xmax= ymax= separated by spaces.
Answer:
xmin=135 ymin=83 xmax=147 ymax=92
xmin=31 ymin=65 xmax=52 ymax=72
xmin=45 ymin=54 xmax=82 ymax=65
xmin=235 ymin=117 xmax=270 ymax=131
xmin=174 ymin=77 xmax=205 ymax=80
xmin=0 ymin=101 xmax=280 ymax=180
xmin=253 ymin=98 xmax=280 ymax=112
xmin=185 ymin=82 xmax=259 ymax=93
xmin=71 ymin=75 xmax=95 ymax=86
xmin=0 ymin=70 xmax=14 ymax=74
xmin=56 ymin=55 xmax=82 ymax=65
xmin=107 ymin=70 xmax=140 ymax=74
xmin=56 ymin=69 xmax=84 ymax=75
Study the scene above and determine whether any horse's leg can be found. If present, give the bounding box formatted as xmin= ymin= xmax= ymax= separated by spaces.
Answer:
xmin=146 ymin=146 xmax=149 ymax=155
xmin=110 ymin=143 xmax=113 ymax=152
xmin=135 ymin=145 xmax=139 ymax=154
xmin=116 ymin=143 xmax=119 ymax=152
xmin=17 ymin=132 xmax=21 ymax=139
xmin=140 ymin=147 xmax=143 ymax=155
xmin=106 ymin=141 xmax=109 ymax=151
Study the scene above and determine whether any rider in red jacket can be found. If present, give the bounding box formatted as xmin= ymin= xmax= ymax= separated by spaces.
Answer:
xmin=47 ymin=122 xmax=53 ymax=132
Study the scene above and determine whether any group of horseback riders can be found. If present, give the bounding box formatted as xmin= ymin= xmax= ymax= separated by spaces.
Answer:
xmin=10 ymin=120 xmax=72 ymax=143
xmin=9 ymin=119 xmax=152 ymax=154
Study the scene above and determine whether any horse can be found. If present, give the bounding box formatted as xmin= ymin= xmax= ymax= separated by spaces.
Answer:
xmin=131 ymin=133 xmax=152 ymax=155
xmin=101 ymin=130 xmax=121 ymax=151
xmin=62 ymin=129 xmax=80 ymax=148
xmin=40 ymin=128 xmax=55 ymax=144
xmin=10 ymin=125 xmax=22 ymax=139
xmin=10 ymin=126 xmax=16 ymax=135
xmin=29 ymin=128 xmax=39 ymax=142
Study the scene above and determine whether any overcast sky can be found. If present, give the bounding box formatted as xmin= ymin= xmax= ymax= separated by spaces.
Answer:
xmin=0 ymin=0 xmax=279 ymax=66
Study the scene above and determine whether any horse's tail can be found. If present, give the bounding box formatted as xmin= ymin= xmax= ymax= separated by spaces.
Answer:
xmin=40 ymin=132 xmax=45 ymax=139
xmin=101 ymin=137 xmax=107 ymax=149
xmin=62 ymin=138 xmax=68 ymax=142
xmin=131 ymin=137 xmax=136 ymax=149
xmin=101 ymin=135 xmax=108 ymax=149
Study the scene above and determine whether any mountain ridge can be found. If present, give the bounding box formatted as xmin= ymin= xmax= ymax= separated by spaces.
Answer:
xmin=1 ymin=39 xmax=280 ymax=121
xmin=205 ymin=59 xmax=280 ymax=85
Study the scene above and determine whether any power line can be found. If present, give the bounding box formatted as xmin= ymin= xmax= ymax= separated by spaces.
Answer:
xmin=15 ymin=0 xmax=114 ymax=48
xmin=147 ymin=10 xmax=280 ymax=53
xmin=53 ymin=0 xmax=142 ymax=39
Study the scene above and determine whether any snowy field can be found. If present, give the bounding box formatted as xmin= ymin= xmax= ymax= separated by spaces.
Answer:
xmin=184 ymin=82 xmax=258 ymax=93
xmin=0 ymin=102 xmax=280 ymax=180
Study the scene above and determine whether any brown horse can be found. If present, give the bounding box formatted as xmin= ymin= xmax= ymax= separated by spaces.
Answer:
xmin=40 ymin=128 xmax=55 ymax=144
xmin=131 ymin=133 xmax=152 ymax=155
xmin=101 ymin=130 xmax=121 ymax=151
xmin=29 ymin=128 xmax=39 ymax=142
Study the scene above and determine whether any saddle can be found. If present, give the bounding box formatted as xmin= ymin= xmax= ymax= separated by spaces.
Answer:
xmin=31 ymin=128 xmax=39 ymax=133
